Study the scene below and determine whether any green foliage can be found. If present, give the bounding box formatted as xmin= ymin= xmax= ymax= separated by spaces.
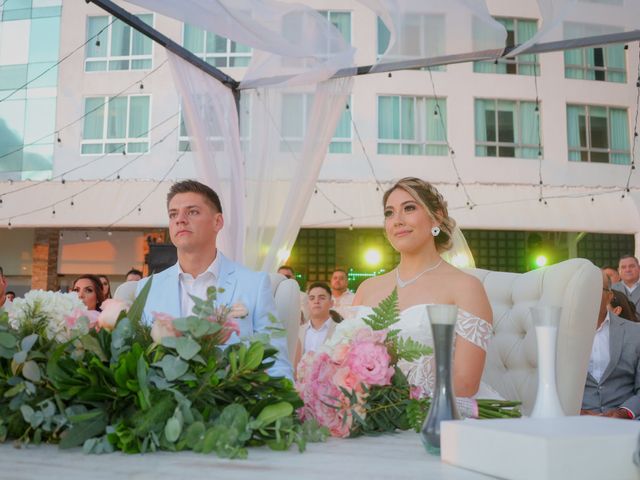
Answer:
xmin=362 ymin=288 xmax=400 ymax=333
xmin=0 ymin=284 xmax=325 ymax=458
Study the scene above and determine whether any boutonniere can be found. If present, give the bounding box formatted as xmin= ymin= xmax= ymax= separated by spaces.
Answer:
xmin=229 ymin=302 xmax=249 ymax=319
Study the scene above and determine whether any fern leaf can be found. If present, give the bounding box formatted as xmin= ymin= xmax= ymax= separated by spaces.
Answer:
xmin=396 ymin=337 xmax=432 ymax=362
xmin=363 ymin=288 xmax=400 ymax=331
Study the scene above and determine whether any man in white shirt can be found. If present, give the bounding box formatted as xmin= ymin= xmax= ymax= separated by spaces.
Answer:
xmin=582 ymin=271 xmax=640 ymax=419
xmin=294 ymin=282 xmax=337 ymax=373
xmin=330 ymin=269 xmax=355 ymax=316
xmin=612 ymin=255 xmax=640 ymax=320
xmin=137 ymin=180 xmax=292 ymax=379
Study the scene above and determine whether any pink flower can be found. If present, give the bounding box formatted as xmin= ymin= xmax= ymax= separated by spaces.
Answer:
xmin=331 ymin=343 xmax=350 ymax=364
xmin=98 ymin=299 xmax=129 ymax=331
xmin=65 ymin=309 xmax=100 ymax=332
xmin=410 ymin=385 xmax=427 ymax=400
xmin=345 ymin=341 xmax=394 ymax=387
xmin=333 ymin=366 xmax=363 ymax=393
xmin=218 ymin=318 xmax=240 ymax=344
xmin=352 ymin=327 xmax=388 ymax=344
xmin=150 ymin=312 xmax=181 ymax=344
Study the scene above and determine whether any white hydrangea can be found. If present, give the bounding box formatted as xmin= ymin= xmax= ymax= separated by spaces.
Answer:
xmin=7 ymin=290 xmax=88 ymax=343
xmin=323 ymin=316 xmax=368 ymax=348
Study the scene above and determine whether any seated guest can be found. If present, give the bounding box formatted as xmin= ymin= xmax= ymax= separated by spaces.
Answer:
xmin=330 ymin=268 xmax=355 ymax=316
xmin=278 ymin=265 xmax=309 ymax=325
xmin=125 ymin=268 xmax=143 ymax=282
xmin=602 ymin=265 xmax=621 ymax=285
xmin=5 ymin=291 xmax=15 ymax=302
xmin=294 ymin=282 xmax=338 ymax=372
xmin=609 ymin=290 xmax=637 ymax=322
xmin=612 ymin=255 xmax=640 ymax=319
xmin=72 ymin=274 xmax=105 ymax=312
xmin=136 ymin=180 xmax=292 ymax=379
xmin=581 ymin=271 xmax=640 ymax=419
xmin=0 ymin=267 xmax=10 ymax=309
xmin=98 ymin=275 xmax=112 ymax=300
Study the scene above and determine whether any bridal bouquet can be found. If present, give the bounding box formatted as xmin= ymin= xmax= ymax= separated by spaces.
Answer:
xmin=0 ymin=282 xmax=326 ymax=458
xmin=296 ymin=290 xmax=521 ymax=438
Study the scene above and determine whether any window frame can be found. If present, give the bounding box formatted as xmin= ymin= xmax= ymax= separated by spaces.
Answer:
xmin=80 ymin=94 xmax=152 ymax=156
xmin=567 ymin=103 xmax=630 ymax=164
xmin=84 ymin=14 xmax=154 ymax=72
xmin=474 ymin=98 xmax=542 ymax=159
xmin=376 ymin=94 xmax=448 ymax=156
xmin=182 ymin=24 xmax=252 ymax=68
xmin=564 ymin=45 xmax=627 ymax=83
xmin=317 ymin=10 xmax=352 ymax=45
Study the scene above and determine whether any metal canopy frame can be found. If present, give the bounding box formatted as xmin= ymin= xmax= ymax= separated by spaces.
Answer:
xmin=87 ymin=0 xmax=640 ymax=92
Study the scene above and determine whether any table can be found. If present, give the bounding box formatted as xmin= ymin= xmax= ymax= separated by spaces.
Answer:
xmin=0 ymin=431 xmax=493 ymax=480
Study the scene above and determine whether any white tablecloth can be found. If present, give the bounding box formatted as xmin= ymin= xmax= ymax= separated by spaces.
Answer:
xmin=0 ymin=431 xmax=493 ymax=480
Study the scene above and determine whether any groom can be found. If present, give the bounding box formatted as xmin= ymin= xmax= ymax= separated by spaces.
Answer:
xmin=136 ymin=180 xmax=292 ymax=379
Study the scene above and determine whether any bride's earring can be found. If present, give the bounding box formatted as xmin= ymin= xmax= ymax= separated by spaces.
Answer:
xmin=431 ymin=226 xmax=441 ymax=237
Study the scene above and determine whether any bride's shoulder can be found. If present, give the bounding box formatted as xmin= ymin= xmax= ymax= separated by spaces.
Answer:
xmin=443 ymin=265 xmax=492 ymax=322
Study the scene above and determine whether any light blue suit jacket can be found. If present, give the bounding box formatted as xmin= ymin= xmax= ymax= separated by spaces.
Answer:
xmin=136 ymin=252 xmax=292 ymax=380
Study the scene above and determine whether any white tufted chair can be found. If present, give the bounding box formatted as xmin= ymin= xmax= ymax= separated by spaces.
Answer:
xmin=269 ymin=273 xmax=302 ymax=365
xmin=467 ymin=258 xmax=601 ymax=416
xmin=113 ymin=280 xmax=139 ymax=304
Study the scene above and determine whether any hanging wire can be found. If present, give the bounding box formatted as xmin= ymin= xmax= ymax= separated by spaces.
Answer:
xmin=427 ymin=69 xmax=475 ymax=209
xmin=254 ymin=92 xmax=355 ymax=220
xmin=0 ymin=123 xmax=180 ymax=222
xmin=345 ymin=101 xmax=384 ymax=192
xmin=623 ymin=42 xmax=640 ymax=198
xmin=0 ymin=109 xmax=178 ymax=198
xmin=532 ymin=60 xmax=546 ymax=205
xmin=107 ymin=152 xmax=185 ymax=228
xmin=0 ymin=19 xmax=116 ymax=105
xmin=0 ymin=59 xmax=168 ymax=164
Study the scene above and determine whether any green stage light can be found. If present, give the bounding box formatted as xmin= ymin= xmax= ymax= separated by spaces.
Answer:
xmin=535 ymin=255 xmax=548 ymax=268
xmin=364 ymin=248 xmax=382 ymax=267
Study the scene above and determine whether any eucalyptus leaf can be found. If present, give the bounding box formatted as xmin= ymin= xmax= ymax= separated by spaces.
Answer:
xmin=164 ymin=417 xmax=181 ymax=443
xmin=20 ymin=405 xmax=34 ymax=423
xmin=12 ymin=350 xmax=27 ymax=365
xmin=185 ymin=422 xmax=206 ymax=449
xmin=60 ymin=413 xmax=108 ymax=449
xmin=21 ymin=334 xmax=38 ymax=354
xmin=154 ymin=355 xmax=189 ymax=382
xmin=0 ymin=332 xmax=16 ymax=349
xmin=256 ymin=402 xmax=293 ymax=426
xmin=22 ymin=360 xmax=41 ymax=383
xmin=175 ymin=337 xmax=201 ymax=361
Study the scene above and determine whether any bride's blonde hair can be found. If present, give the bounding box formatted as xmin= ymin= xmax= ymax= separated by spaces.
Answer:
xmin=383 ymin=177 xmax=456 ymax=253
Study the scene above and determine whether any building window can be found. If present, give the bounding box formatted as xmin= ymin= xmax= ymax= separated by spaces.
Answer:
xmin=280 ymin=94 xmax=352 ymax=153
xmin=376 ymin=16 xmax=445 ymax=71
xmin=567 ymin=104 xmax=630 ymax=164
xmin=179 ymin=95 xmax=251 ymax=152
xmin=85 ymin=15 xmax=153 ymax=72
xmin=474 ymin=18 xmax=539 ymax=75
xmin=565 ymin=45 xmax=626 ymax=83
xmin=317 ymin=10 xmax=351 ymax=44
xmin=2 ymin=0 xmax=62 ymax=21
xmin=81 ymin=95 xmax=150 ymax=155
xmin=475 ymin=99 xmax=541 ymax=158
xmin=377 ymin=95 xmax=447 ymax=156
xmin=183 ymin=24 xmax=251 ymax=67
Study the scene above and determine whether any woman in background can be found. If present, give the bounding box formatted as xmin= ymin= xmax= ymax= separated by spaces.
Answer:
xmin=72 ymin=274 xmax=105 ymax=312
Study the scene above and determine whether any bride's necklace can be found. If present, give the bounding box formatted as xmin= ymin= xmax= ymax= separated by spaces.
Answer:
xmin=395 ymin=259 xmax=443 ymax=288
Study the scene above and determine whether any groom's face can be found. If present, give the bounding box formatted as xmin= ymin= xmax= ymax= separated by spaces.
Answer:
xmin=168 ymin=192 xmax=223 ymax=253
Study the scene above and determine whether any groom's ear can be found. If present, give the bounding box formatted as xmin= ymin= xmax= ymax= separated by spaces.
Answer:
xmin=213 ymin=212 xmax=224 ymax=233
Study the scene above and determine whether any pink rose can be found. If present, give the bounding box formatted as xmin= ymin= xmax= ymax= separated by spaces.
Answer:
xmin=217 ymin=318 xmax=240 ymax=344
xmin=150 ymin=312 xmax=181 ymax=344
xmin=98 ymin=299 xmax=129 ymax=331
xmin=353 ymin=327 xmax=388 ymax=344
xmin=331 ymin=343 xmax=351 ymax=364
xmin=65 ymin=308 xmax=98 ymax=331
xmin=345 ymin=341 xmax=394 ymax=387
xmin=332 ymin=366 xmax=363 ymax=393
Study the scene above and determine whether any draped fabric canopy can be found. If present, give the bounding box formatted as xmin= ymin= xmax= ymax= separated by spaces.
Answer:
xmin=121 ymin=0 xmax=640 ymax=270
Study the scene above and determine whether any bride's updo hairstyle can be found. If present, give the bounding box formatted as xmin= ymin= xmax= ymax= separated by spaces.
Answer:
xmin=383 ymin=177 xmax=456 ymax=253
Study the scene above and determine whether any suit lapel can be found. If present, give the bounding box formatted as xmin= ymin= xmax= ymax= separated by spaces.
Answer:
xmin=600 ymin=314 xmax=624 ymax=384
xmin=216 ymin=252 xmax=238 ymax=306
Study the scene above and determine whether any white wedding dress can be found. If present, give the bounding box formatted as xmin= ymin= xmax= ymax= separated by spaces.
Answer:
xmin=339 ymin=304 xmax=503 ymax=400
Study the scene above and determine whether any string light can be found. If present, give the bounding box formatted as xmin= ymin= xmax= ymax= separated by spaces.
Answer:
xmin=347 ymin=99 xmax=384 ymax=193
xmin=623 ymin=42 xmax=640 ymax=198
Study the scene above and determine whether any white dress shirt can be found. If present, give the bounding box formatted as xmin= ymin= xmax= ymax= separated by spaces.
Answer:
xmin=623 ymin=280 xmax=640 ymax=295
xmin=588 ymin=313 xmax=611 ymax=383
xmin=178 ymin=255 xmax=220 ymax=317
xmin=303 ymin=318 xmax=332 ymax=354
xmin=332 ymin=290 xmax=355 ymax=316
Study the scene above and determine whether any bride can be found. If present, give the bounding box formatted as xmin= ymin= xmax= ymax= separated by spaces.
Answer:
xmin=350 ymin=177 xmax=494 ymax=398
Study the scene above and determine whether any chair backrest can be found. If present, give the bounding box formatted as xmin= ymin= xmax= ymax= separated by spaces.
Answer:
xmin=113 ymin=280 xmax=139 ymax=304
xmin=467 ymin=258 xmax=601 ymax=415
xmin=269 ymin=273 xmax=301 ymax=364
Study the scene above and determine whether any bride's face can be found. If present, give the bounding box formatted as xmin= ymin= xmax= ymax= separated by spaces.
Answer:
xmin=384 ymin=188 xmax=436 ymax=253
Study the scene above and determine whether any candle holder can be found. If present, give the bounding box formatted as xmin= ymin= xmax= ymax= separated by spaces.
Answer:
xmin=421 ymin=304 xmax=461 ymax=455
xmin=529 ymin=305 xmax=565 ymax=418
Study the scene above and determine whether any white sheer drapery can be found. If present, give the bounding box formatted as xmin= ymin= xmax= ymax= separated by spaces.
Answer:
xmin=359 ymin=0 xmax=507 ymax=71
xmin=508 ymin=0 xmax=640 ymax=57
xmin=127 ymin=0 xmax=355 ymax=269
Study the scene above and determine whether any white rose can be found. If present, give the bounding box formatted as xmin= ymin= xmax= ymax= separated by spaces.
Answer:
xmin=229 ymin=302 xmax=248 ymax=319
xmin=97 ymin=299 xmax=130 ymax=331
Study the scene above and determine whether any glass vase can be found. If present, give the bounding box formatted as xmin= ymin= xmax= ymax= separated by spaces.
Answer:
xmin=529 ymin=306 xmax=565 ymax=418
xmin=421 ymin=304 xmax=461 ymax=455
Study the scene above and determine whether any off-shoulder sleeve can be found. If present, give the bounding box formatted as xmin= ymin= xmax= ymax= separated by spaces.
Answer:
xmin=454 ymin=309 xmax=493 ymax=351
